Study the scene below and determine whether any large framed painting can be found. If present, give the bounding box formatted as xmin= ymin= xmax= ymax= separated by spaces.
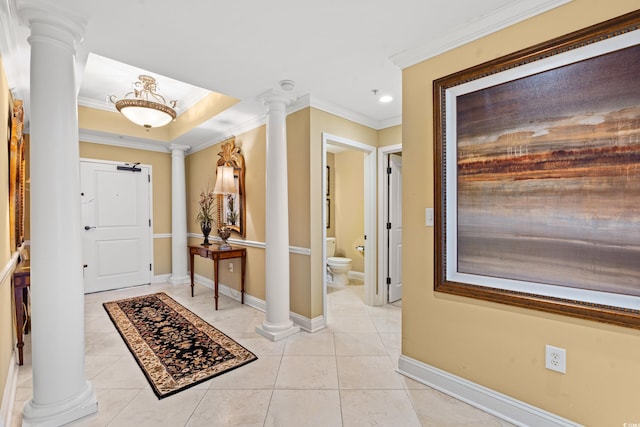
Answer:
xmin=434 ymin=11 xmax=640 ymax=329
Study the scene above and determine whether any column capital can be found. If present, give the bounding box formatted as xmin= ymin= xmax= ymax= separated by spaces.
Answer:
xmin=256 ymin=89 xmax=296 ymax=112
xmin=169 ymin=143 xmax=190 ymax=153
xmin=18 ymin=0 xmax=87 ymax=50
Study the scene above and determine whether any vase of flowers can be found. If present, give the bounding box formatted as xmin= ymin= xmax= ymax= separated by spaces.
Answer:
xmin=196 ymin=185 xmax=215 ymax=246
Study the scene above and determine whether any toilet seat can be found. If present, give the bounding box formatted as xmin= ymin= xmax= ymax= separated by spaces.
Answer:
xmin=328 ymin=256 xmax=351 ymax=265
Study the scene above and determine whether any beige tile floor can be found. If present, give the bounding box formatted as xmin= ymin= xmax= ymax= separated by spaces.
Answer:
xmin=11 ymin=282 xmax=515 ymax=426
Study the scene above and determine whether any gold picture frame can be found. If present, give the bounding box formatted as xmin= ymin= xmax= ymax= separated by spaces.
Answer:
xmin=216 ymin=137 xmax=246 ymax=238
xmin=434 ymin=11 xmax=640 ymax=329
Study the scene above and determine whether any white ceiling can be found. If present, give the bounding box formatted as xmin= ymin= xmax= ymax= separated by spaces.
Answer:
xmin=1 ymin=0 xmax=570 ymax=152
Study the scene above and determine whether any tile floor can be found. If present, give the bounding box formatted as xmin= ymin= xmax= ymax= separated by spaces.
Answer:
xmin=11 ymin=282 xmax=515 ymax=426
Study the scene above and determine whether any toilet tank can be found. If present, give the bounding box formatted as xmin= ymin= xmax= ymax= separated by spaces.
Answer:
xmin=326 ymin=237 xmax=336 ymax=257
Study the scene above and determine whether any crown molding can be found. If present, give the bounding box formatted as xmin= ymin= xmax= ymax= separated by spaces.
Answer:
xmin=1 ymin=0 xmax=30 ymax=119
xmin=78 ymin=129 xmax=171 ymax=153
xmin=77 ymin=96 xmax=114 ymax=112
xmin=390 ymin=0 xmax=572 ymax=69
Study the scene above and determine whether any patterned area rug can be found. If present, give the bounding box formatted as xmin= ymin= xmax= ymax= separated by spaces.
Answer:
xmin=103 ymin=292 xmax=257 ymax=399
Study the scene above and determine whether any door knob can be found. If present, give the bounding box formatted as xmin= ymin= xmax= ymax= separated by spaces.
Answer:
xmin=84 ymin=226 xmax=96 ymax=230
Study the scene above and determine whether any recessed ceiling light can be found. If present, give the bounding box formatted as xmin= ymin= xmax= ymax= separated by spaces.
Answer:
xmin=379 ymin=95 xmax=393 ymax=103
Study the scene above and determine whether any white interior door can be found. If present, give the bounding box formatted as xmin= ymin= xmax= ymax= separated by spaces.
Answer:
xmin=388 ymin=154 xmax=403 ymax=302
xmin=81 ymin=160 xmax=152 ymax=293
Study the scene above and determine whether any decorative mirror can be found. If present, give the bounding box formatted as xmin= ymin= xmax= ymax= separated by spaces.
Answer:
xmin=216 ymin=137 xmax=246 ymax=238
xmin=8 ymin=99 xmax=25 ymax=251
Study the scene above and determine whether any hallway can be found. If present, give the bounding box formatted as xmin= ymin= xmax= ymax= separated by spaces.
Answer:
xmin=11 ymin=283 xmax=513 ymax=426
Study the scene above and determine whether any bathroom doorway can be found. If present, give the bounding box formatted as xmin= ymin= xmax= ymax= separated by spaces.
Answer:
xmin=322 ymin=133 xmax=378 ymax=323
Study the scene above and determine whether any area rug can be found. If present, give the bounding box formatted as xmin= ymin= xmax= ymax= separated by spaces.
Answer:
xmin=103 ymin=292 xmax=257 ymax=399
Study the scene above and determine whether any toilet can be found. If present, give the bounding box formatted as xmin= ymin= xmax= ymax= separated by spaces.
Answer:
xmin=326 ymin=237 xmax=352 ymax=286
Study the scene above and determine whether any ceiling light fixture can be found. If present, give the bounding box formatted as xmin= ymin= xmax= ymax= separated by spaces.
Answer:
xmin=372 ymin=89 xmax=392 ymax=103
xmin=109 ymin=75 xmax=177 ymax=129
xmin=279 ymin=79 xmax=295 ymax=91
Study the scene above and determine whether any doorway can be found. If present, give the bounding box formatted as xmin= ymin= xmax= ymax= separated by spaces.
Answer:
xmin=80 ymin=159 xmax=153 ymax=293
xmin=322 ymin=133 xmax=378 ymax=326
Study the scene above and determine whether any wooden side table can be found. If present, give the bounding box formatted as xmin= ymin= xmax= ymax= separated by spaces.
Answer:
xmin=188 ymin=245 xmax=246 ymax=310
xmin=12 ymin=260 xmax=30 ymax=366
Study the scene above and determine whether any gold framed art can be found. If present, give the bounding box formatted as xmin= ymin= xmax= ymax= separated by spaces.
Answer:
xmin=434 ymin=11 xmax=640 ymax=329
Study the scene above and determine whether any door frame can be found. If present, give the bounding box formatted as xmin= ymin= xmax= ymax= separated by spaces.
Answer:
xmin=80 ymin=158 xmax=154 ymax=290
xmin=322 ymin=133 xmax=379 ymax=322
xmin=377 ymin=144 xmax=402 ymax=303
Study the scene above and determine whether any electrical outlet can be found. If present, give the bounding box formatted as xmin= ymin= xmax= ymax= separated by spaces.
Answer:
xmin=545 ymin=345 xmax=566 ymax=374
xmin=228 ymin=262 xmax=234 ymax=273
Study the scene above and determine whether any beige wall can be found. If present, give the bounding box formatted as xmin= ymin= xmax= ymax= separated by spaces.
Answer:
xmin=378 ymin=125 xmax=401 ymax=147
xmin=185 ymin=127 xmax=268 ymax=301
xmin=402 ymin=1 xmax=640 ymax=425
xmin=79 ymin=142 xmax=173 ymax=275
xmin=0 ymin=57 xmax=14 ymax=409
xmin=334 ymin=149 xmax=365 ymax=273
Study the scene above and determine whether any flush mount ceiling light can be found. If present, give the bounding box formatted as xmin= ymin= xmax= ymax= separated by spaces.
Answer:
xmin=371 ymin=89 xmax=392 ymax=103
xmin=109 ymin=75 xmax=178 ymax=129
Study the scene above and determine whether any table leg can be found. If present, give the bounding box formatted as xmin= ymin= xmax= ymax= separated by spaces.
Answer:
xmin=241 ymin=253 xmax=246 ymax=305
xmin=214 ymin=259 xmax=219 ymax=310
xmin=189 ymin=250 xmax=195 ymax=297
xmin=23 ymin=288 xmax=30 ymax=334
xmin=14 ymin=286 xmax=24 ymax=366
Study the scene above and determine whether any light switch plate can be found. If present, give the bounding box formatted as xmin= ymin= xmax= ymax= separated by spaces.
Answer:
xmin=425 ymin=208 xmax=434 ymax=227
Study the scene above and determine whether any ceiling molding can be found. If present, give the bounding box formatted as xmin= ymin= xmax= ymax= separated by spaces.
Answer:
xmin=79 ymin=129 xmax=171 ymax=153
xmin=390 ymin=0 xmax=573 ymax=69
xmin=378 ymin=115 xmax=402 ymax=130
xmin=306 ymin=95 xmax=385 ymax=130
xmin=77 ymin=96 xmax=113 ymax=111
xmin=0 ymin=0 xmax=30 ymax=114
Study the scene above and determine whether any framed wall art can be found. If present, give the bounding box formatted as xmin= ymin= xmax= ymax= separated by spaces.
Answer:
xmin=434 ymin=11 xmax=640 ymax=329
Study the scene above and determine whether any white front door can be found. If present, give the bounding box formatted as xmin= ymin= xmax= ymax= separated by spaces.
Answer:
xmin=81 ymin=160 xmax=153 ymax=293
xmin=388 ymin=154 xmax=403 ymax=302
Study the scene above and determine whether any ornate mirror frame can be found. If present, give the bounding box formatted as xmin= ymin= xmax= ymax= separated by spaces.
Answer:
xmin=216 ymin=137 xmax=246 ymax=238
xmin=8 ymin=99 xmax=25 ymax=251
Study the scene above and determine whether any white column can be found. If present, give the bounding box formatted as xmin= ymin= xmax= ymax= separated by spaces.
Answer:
xmin=255 ymin=91 xmax=300 ymax=341
xmin=169 ymin=144 xmax=190 ymax=285
xmin=18 ymin=2 xmax=97 ymax=426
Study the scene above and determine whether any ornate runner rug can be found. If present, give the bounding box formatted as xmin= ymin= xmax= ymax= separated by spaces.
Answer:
xmin=103 ymin=292 xmax=257 ymax=399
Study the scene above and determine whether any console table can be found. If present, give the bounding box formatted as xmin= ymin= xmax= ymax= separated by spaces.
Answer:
xmin=12 ymin=259 xmax=30 ymax=366
xmin=189 ymin=245 xmax=246 ymax=310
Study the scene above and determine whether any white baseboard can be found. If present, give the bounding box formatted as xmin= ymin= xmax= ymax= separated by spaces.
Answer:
xmin=348 ymin=271 xmax=365 ymax=281
xmin=0 ymin=352 xmax=19 ymax=427
xmin=153 ymin=273 xmax=171 ymax=283
xmin=397 ymin=355 xmax=583 ymax=427
xmin=193 ymin=273 xmax=324 ymax=333
xmin=289 ymin=312 xmax=325 ymax=333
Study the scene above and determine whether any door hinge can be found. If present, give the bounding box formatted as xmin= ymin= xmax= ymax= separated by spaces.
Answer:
xmin=386 ymin=277 xmax=391 ymax=285
xmin=149 ymin=263 xmax=152 ymax=271
xmin=387 ymin=166 xmax=392 ymax=174
xmin=149 ymin=219 xmax=151 ymax=227
xmin=148 ymin=174 xmax=150 ymax=183
xmin=386 ymin=222 xmax=391 ymax=230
